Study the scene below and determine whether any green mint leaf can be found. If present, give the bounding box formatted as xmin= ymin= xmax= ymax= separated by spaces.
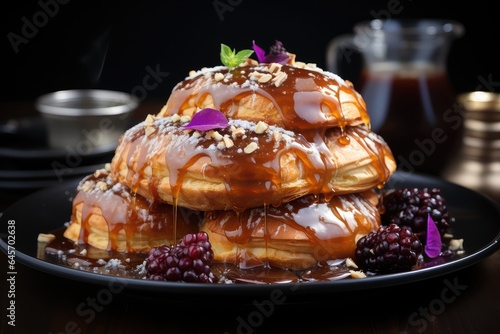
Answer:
xmin=235 ymin=49 xmax=254 ymax=65
xmin=220 ymin=44 xmax=254 ymax=70
xmin=220 ymin=44 xmax=234 ymax=67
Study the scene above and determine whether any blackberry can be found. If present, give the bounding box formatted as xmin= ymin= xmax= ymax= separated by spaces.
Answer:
xmin=355 ymin=224 xmax=423 ymax=274
xmin=145 ymin=232 xmax=215 ymax=283
xmin=382 ymin=188 xmax=453 ymax=243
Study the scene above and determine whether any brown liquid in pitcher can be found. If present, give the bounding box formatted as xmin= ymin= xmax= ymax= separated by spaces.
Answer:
xmin=359 ymin=66 xmax=464 ymax=176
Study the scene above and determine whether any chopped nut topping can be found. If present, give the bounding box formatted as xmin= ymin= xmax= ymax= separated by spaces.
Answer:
xmin=223 ymin=135 xmax=234 ymax=148
xmin=272 ymin=71 xmax=288 ymax=87
xmin=216 ymin=141 xmax=226 ymax=150
xmin=145 ymin=114 xmax=155 ymax=125
xmin=104 ymin=163 xmax=111 ymax=172
xmin=350 ymin=270 xmax=367 ymax=279
xmin=191 ymin=130 xmax=202 ymax=138
xmin=249 ymin=71 xmax=264 ymax=81
xmin=214 ymin=72 xmax=224 ymax=81
xmin=96 ymin=181 xmax=108 ymax=191
xmin=345 ymin=258 xmax=358 ymax=269
xmin=180 ymin=115 xmax=192 ymax=123
xmin=254 ymin=121 xmax=269 ymax=134
xmin=449 ymin=238 xmax=464 ymax=251
xmin=211 ymin=131 xmax=223 ymax=141
xmin=188 ymin=70 xmax=197 ymax=77
xmin=268 ymin=63 xmax=282 ymax=73
xmin=205 ymin=130 xmax=222 ymax=141
xmin=231 ymin=126 xmax=246 ymax=138
xmin=93 ymin=168 xmax=107 ymax=178
xmin=171 ymin=114 xmax=181 ymax=122
xmin=244 ymin=58 xmax=258 ymax=66
xmin=81 ymin=180 xmax=93 ymax=192
xmin=37 ymin=233 xmax=56 ymax=243
xmin=243 ymin=142 xmax=258 ymax=154
xmin=258 ymin=73 xmax=273 ymax=83
xmin=145 ymin=125 xmax=156 ymax=137
xmin=272 ymin=131 xmax=281 ymax=142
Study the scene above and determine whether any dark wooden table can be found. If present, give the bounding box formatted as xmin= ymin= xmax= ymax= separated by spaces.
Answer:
xmin=1 ymin=100 xmax=499 ymax=334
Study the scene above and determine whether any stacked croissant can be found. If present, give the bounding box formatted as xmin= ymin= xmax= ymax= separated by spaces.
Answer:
xmin=64 ymin=43 xmax=397 ymax=270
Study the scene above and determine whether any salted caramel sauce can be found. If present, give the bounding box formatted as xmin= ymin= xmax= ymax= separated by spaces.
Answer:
xmin=207 ymin=192 xmax=379 ymax=267
xmin=347 ymin=126 xmax=395 ymax=189
xmin=72 ymin=172 xmax=200 ymax=252
xmin=162 ymin=64 xmax=370 ymax=135
xmin=115 ymin=118 xmax=309 ymax=211
xmin=151 ymin=62 xmax=392 ymax=253
xmin=49 ymin=60 xmax=399 ymax=283
xmin=42 ymin=225 xmax=357 ymax=283
xmin=50 ymin=171 xmax=373 ymax=283
xmin=113 ymin=113 xmax=394 ymax=215
xmin=262 ymin=204 xmax=272 ymax=269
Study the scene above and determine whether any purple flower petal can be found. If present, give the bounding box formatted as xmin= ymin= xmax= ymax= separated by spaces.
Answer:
xmin=264 ymin=53 xmax=290 ymax=64
xmin=425 ymin=214 xmax=442 ymax=258
xmin=252 ymin=41 xmax=266 ymax=63
xmin=252 ymin=40 xmax=290 ymax=65
xmin=182 ymin=108 xmax=229 ymax=132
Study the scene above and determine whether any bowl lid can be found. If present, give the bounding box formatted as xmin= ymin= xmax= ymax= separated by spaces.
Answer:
xmin=35 ymin=89 xmax=139 ymax=116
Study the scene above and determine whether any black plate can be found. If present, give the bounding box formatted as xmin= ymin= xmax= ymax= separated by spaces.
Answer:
xmin=0 ymin=117 xmax=116 ymax=161
xmin=1 ymin=172 xmax=499 ymax=302
xmin=0 ymin=163 xmax=106 ymax=191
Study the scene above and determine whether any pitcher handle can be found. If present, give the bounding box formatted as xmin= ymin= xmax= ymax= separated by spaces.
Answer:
xmin=326 ymin=34 xmax=358 ymax=75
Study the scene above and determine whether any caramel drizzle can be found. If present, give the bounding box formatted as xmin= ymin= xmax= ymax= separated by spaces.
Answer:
xmin=114 ymin=116 xmax=393 ymax=212
xmin=88 ymin=63 xmax=394 ymax=268
xmin=212 ymin=192 xmax=380 ymax=267
xmin=166 ymin=64 xmax=370 ymax=134
xmin=73 ymin=173 xmax=199 ymax=252
xmin=76 ymin=179 xmax=130 ymax=251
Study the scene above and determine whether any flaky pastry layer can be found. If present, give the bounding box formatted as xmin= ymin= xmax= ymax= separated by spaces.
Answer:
xmin=110 ymin=116 xmax=395 ymax=211
xmin=158 ymin=59 xmax=370 ymax=131
xmin=64 ymin=169 xmax=201 ymax=252
xmin=201 ymin=191 xmax=381 ymax=270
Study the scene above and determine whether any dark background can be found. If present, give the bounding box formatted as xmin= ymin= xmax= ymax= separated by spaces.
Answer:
xmin=2 ymin=0 xmax=499 ymax=103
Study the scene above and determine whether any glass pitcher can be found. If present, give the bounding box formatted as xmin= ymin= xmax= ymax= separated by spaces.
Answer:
xmin=326 ymin=19 xmax=465 ymax=176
